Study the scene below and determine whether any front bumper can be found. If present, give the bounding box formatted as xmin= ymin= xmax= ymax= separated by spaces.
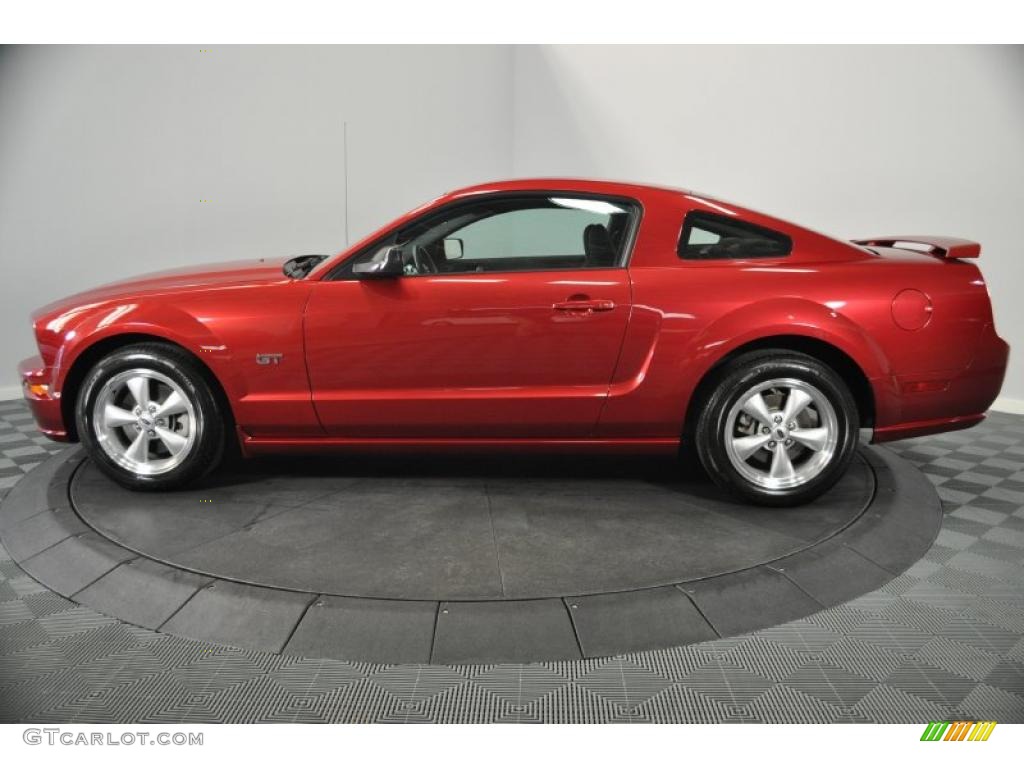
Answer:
xmin=18 ymin=355 xmax=70 ymax=441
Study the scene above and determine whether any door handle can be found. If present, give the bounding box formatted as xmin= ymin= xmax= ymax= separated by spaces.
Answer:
xmin=552 ymin=299 xmax=616 ymax=313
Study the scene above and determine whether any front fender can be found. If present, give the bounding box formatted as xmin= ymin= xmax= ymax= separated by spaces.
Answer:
xmin=49 ymin=300 xmax=246 ymax=403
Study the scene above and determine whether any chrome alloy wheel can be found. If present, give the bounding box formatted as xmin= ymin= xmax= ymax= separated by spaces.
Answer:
xmin=723 ymin=377 xmax=839 ymax=491
xmin=91 ymin=368 xmax=198 ymax=476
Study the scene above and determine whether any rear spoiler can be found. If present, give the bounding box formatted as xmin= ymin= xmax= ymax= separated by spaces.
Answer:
xmin=852 ymin=235 xmax=980 ymax=259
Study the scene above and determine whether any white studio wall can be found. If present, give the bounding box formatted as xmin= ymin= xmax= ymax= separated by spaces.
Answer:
xmin=513 ymin=45 xmax=1024 ymax=406
xmin=0 ymin=45 xmax=514 ymax=394
xmin=2 ymin=45 xmax=1022 ymax=408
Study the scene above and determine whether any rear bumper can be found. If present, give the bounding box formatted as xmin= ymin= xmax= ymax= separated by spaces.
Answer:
xmin=18 ymin=355 xmax=70 ymax=442
xmin=873 ymin=324 xmax=1009 ymax=443
xmin=873 ymin=412 xmax=986 ymax=443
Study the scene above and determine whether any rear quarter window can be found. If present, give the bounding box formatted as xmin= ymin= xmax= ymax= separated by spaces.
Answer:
xmin=678 ymin=211 xmax=792 ymax=260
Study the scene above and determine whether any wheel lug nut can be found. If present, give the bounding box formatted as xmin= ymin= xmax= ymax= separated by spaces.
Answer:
xmin=773 ymin=415 xmax=782 ymax=424
xmin=147 ymin=430 xmax=155 ymax=436
xmin=788 ymin=422 xmax=796 ymax=429
xmin=768 ymin=441 xmax=776 ymax=449
xmin=761 ymin=427 xmax=770 ymax=434
xmin=785 ymin=439 xmax=793 ymax=446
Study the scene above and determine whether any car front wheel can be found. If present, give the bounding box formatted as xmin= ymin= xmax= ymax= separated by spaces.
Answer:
xmin=694 ymin=350 xmax=859 ymax=506
xmin=76 ymin=343 xmax=225 ymax=491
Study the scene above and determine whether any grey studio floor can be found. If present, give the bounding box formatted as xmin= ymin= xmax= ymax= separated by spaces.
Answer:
xmin=1 ymin=399 xmax=1023 ymax=723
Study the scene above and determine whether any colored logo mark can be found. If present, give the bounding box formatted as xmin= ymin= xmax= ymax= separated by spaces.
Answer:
xmin=920 ymin=721 xmax=997 ymax=741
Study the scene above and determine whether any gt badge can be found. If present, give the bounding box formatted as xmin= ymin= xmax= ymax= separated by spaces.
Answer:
xmin=255 ymin=353 xmax=283 ymax=365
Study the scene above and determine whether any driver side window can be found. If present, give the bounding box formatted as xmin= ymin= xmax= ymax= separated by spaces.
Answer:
xmin=453 ymin=207 xmax=605 ymax=262
xmin=348 ymin=195 xmax=638 ymax=277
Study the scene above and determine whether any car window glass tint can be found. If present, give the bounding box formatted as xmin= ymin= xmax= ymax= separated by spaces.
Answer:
xmin=679 ymin=210 xmax=791 ymax=260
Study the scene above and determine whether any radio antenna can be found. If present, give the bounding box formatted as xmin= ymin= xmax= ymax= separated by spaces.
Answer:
xmin=343 ymin=121 xmax=350 ymax=247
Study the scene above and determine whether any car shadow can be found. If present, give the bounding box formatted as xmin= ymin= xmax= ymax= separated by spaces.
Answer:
xmin=194 ymin=449 xmax=724 ymax=498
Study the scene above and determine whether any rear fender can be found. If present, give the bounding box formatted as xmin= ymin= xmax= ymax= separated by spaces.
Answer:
xmin=691 ymin=298 xmax=890 ymax=378
xmin=680 ymin=298 xmax=895 ymax=425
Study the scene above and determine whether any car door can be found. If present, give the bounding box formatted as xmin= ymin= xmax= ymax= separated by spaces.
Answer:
xmin=303 ymin=194 xmax=638 ymax=438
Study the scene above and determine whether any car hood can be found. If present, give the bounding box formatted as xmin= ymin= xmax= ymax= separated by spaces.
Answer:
xmin=32 ymin=257 xmax=292 ymax=321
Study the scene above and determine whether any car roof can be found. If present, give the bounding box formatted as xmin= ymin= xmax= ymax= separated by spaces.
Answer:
xmin=444 ymin=177 xmax=691 ymax=201
xmin=441 ymin=179 xmax=773 ymax=227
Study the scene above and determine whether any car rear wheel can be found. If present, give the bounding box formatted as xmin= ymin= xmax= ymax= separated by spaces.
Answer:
xmin=76 ymin=343 xmax=225 ymax=491
xmin=694 ymin=350 xmax=859 ymax=506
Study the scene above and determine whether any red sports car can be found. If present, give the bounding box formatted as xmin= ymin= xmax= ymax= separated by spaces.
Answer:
xmin=19 ymin=179 xmax=1009 ymax=505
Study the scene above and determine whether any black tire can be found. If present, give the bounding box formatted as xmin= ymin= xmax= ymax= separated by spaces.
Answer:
xmin=76 ymin=343 xmax=226 ymax=491
xmin=694 ymin=349 xmax=859 ymax=507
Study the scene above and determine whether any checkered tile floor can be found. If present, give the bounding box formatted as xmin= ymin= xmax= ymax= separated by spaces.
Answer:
xmin=1 ymin=399 xmax=1022 ymax=723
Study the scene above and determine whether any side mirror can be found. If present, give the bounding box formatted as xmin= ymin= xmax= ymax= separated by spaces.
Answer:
xmin=353 ymin=246 xmax=404 ymax=278
xmin=443 ymin=238 xmax=464 ymax=260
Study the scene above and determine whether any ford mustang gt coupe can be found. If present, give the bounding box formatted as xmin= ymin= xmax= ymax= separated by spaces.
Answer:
xmin=19 ymin=179 xmax=1009 ymax=505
